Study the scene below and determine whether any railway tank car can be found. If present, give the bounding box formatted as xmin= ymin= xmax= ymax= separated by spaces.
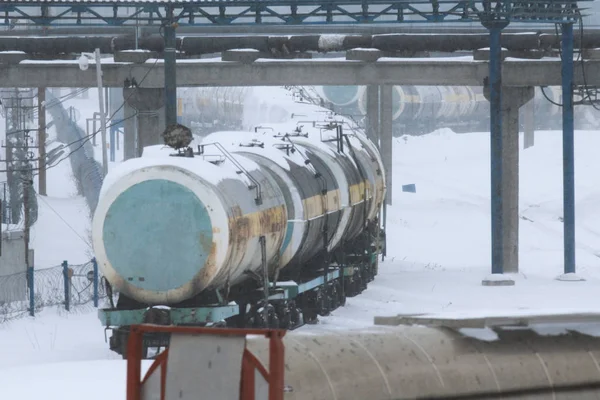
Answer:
xmin=313 ymin=84 xmax=593 ymax=135
xmin=93 ymin=97 xmax=386 ymax=357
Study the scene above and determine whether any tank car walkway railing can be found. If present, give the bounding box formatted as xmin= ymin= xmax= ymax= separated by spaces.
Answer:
xmin=197 ymin=142 xmax=263 ymax=205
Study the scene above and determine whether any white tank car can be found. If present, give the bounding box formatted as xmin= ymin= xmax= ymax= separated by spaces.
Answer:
xmin=92 ymin=143 xmax=288 ymax=305
xmin=92 ymin=91 xmax=385 ymax=306
xmin=358 ymin=86 xmax=405 ymax=121
xmin=317 ymin=85 xmax=366 ymax=107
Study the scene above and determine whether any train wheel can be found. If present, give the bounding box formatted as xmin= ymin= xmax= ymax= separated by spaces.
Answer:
xmin=290 ymin=302 xmax=303 ymax=329
xmin=268 ymin=306 xmax=280 ymax=329
xmin=343 ymin=277 xmax=354 ymax=297
xmin=334 ymin=281 xmax=346 ymax=308
xmin=354 ymin=269 xmax=366 ymax=295
xmin=330 ymin=283 xmax=340 ymax=310
xmin=276 ymin=302 xmax=292 ymax=329
xmin=317 ymin=288 xmax=330 ymax=317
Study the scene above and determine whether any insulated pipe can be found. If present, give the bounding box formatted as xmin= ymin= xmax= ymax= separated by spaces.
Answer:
xmin=2 ymin=32 xmax=599 ymax=57
xmin=246 ymin=326 xmax=600 ymax=399
xmin=372 ymin=32 xmax=541 ymax=52
xmin=0 ymin=35 xmax=135 ymax=54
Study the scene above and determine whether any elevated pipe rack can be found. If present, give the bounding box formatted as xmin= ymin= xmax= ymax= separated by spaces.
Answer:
xmin=2 ymin=0 xmax=589 ymax=278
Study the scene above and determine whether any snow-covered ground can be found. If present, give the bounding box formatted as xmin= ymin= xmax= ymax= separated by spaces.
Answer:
xmin=2 ymin=86 xmax=600 ymax=398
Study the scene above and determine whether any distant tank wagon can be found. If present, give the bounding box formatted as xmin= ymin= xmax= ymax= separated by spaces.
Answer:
xmin=177 ymin=84 xmax=594 ymax=138
xmin=93 ymin=98 xmax=386 ymax=358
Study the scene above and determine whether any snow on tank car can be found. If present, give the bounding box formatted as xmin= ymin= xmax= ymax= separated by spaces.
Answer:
xmin=92 ymin=142 xmax=288 ymax=305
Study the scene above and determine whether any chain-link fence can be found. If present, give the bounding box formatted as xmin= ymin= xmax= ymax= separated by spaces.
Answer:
xmin=0 ymin=258 xmax=106 ymax=323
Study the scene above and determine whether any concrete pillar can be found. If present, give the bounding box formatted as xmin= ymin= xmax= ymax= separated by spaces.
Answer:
xmin=523 ymin=91 xmax=535 ymax=149
xmin=379 ymin=85 xmax=393 ymax=205
xmin=499 ymin=86 xmax=534 ymax=274
xmin=123 ymin=88 xmax=165 ymax=157
xmin=123 ymin=101 xmax=137 ymax=160
xmin=137 ymin=111 xmax=161 ymax=155
xmin=157 ymin=105 xmax=166 ymax=136
xmin=365 ymin=85 xmax=379 ymax=145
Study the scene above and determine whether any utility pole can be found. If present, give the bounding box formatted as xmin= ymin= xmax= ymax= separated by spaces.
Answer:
xmin=23 ymin=128 xmax=31 ymax=270
xmin=78 ymin=50 xmax=108 ymax=176
xmin=164 ymin=7 xmax=178 ymax=127
xmin=37 ymin=87 xmax=46 ymax=195
xmin=6 ymin=90 xmax=21 ymax=225
xmin=95 ymin=49 xmax=108 ymax=177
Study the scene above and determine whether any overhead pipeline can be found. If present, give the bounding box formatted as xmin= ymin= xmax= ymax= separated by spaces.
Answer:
xmin=2 ymin=32 xmax=600 ymax=56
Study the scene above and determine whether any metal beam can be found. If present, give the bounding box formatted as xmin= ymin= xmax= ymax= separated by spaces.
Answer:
xmin=163 ymin=11 xmax=177 ymax=127
xmin=0 ymin=1 xmax=586 ymax=27
xmin=561 ymin=23 xmax=577 ymax=277
xmin=5 ymin=57 xmax=600 ymax=88
xmin=486 ymin=23 xmax=508 ymax=275
xmin=2 ymin=25 xmax=599 ymax=37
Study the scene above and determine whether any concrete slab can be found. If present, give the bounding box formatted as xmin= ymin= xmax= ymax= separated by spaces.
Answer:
xmin=221 ymin=49 xmax=267 ymax=63
xmin=473 ymin=48 xmax=544 ymax=61
xmin=582 ymin=48 xmax=600 ymax=60
xmin=556 ymin=272 xmax=586 ymax=282
xmin=4 ymin=58 xmax=600 ymax=88
xmin=481 ymin=273 xmax=515 ymax=286
xmin=346 ymin=48 xmax=383 ymax=62
xmin=114 ymin=50 xmax=159 ymax=63
xmin=280 ymin=52 xmax=312 ymax=59
xmin=0 ymin=52 xmax=28 ymax=64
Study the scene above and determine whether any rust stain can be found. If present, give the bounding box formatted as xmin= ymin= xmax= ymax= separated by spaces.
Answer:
xmin=195 ymin=241 xmax=219 ymax=292
xmin=199 ymin=233 xmax=212 ymax=255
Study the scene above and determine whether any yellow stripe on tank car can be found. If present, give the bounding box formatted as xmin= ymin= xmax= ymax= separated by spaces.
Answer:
xmin=302 ymin=188 xmax=345 ymax=220
xmin=326 ymin=189 xmax=341 ymax=213
xmin=444 ymin=94 xmax=470 ymax=103
xmin=227 ymin=205 xmax=287 ymax=239
xmin=349 ymin=182 xmax=365 ymax=205
xmin=302 ymin=194 xmax=324 ymax=220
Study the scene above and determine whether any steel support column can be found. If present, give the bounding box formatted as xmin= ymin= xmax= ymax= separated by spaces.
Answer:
xmin=561 ymin=23 xmax=576 ymax=276
xmin=109 ymin=125 xmax=116 ymax=162
xmin=163 ymin=12 xmax=178 ymax=128
xmin=366 ymin=85 xmax=380 ymax=145
xmin=523 ymin=94 xmax=535 ymax=149
xmin=487 ymin=23 xmax=508 ymax=276
xmin=379 ymin=85 xmax=393 ymax=206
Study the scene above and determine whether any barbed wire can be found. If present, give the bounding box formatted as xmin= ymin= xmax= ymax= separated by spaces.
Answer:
xmin=0 ymin=260 xmax=108 ymax=323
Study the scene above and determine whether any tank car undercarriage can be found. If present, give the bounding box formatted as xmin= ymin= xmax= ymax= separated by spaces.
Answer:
xmin=100 ymin=219 xmax=384 ymax=359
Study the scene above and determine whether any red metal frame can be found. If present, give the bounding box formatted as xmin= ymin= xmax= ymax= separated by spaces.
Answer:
xmin=126 ymin=324 xmax=286 ymax=400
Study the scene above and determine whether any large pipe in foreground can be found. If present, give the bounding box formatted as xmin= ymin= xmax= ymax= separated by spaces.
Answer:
xmin=246 ymin=326 xmax=600 ymax=399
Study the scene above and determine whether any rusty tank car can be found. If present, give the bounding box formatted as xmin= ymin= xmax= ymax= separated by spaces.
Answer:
xmin=92 ymin=92 xmax=386 ymax=358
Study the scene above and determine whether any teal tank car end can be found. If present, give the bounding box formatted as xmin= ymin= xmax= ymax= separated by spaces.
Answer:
xmin=102 ymin=179 xmax=213 ymax=293
xmin=321 ymin=85 xmax=360 ymax=106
